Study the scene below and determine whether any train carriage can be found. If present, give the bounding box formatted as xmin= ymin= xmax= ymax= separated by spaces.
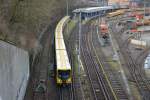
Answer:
xmin=56 ymin=49 xmax=71 ymax=85
xmin=130 ymin=39 xmax=147 ymax=49
xmin=55 ymin=16 xmax=72 ymax=85
xmin=107 ymin=9 xmax=125 ymax=18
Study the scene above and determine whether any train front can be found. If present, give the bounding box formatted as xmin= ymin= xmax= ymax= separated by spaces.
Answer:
xmin=57 ymin=69 xmax=72 ymax=85
xmin=56 ymin=50 xmax=72 ymax=86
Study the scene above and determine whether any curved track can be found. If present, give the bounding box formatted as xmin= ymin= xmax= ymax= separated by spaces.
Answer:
xmin=135 ymin=47 xmax=150 ymax=66
xmin=109 ymin=17 xmax=150 ymax=99
xmin=81 ymin=24 xmax=115 ymax=100
xmin=56 ymin=18 xmax=76 ymax=100
xmin=64 ymin=23 xmax=82 ymax=100
xmin=90 ymin=24 xmax=129 ymax=100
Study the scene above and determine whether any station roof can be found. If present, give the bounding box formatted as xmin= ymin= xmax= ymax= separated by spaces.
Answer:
xmin=73 ymin=6 xmax=113 ymax=13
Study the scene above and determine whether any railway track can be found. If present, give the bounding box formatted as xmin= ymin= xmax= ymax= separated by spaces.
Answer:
xmin=66 ymin=24 xmax=78 ymax=100
xmin=109 ymin=19 xmax=150 ymax=99
xmin=135 ymin=47 xmax=150 ymax=78
xmin=90 ymin=24 xmax=129 ymax=100
xmin=59 ymin=22 xmax=84 ymax=100
xmin=135 ymin=47 xmax=150 ymax=66
xmin=69 ymin=24 xmax=86 ymax=100
xmin=32 ymin=26 xmax=52 ymax=100
xmin=81 ymin=24 xmax=114 ymax=100
xmin=124 ymin=49 xmax=150 ymax=99
xmin=57 ymin=73 xmax=75 ymax=100
xmin=58 ymin=86 xmax=73 ymax=100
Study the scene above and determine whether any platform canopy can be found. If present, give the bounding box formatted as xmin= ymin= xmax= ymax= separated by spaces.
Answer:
xmin=73 ymin=6 xmax=113 ymax=13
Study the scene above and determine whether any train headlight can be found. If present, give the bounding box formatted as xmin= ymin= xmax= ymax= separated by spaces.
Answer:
xmin=57 ymin=78 xmax=62 ymax=83
xmin=67 ymin=78 xmax=71 ymax=83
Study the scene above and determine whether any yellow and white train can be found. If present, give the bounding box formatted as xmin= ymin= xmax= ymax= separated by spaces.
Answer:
xmin=107 ymin=9 xmax=125 ymax=18
xmin=55 ymin=16 xmax=72 ymax=85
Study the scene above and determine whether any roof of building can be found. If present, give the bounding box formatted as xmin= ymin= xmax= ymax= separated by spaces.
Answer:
xmin=73 ymin=6 xmax=113 ymax=13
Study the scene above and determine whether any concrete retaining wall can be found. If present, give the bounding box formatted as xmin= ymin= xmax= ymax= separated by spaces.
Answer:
xmin=0 ymin=41 xmax=29 ymax=100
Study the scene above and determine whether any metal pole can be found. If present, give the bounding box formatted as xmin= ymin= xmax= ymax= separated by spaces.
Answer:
xmin=97 ymin=0 xmax=100 ymax=6
xmin=66 ymin=0 xmax=69 ymax=39
xmin=66 ymin=0 xmax=69 ymax=16
xmin=144 ymin=0 xmax=146 ymax=18
xmin=78 ymin=11 xmax=81 ymax=75
xmin=141 ymin=0 xmax=146 ymax=40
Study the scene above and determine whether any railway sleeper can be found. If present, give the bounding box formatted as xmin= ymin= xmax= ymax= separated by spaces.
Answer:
xmin=114 ymin=88 xmax=124 ymax=91
xmin=118 ymin=97 xmax=129 ymax=100
xmin=108 ymin=75 xmax=120 ymax=79
xmin=115 ymin=90 xmax=126 ymax=93
xmin=95 ymin=88 xmax=100 ymax=93
xmin=111 ymin=80 xmax=121 ymax=83
xmin=111 ymin=82 xmax=122 ymax=86
xmin=111 ymin=84 xmax=122 ymax=88
xmin=93 ymin=83 xmax=101 ymax=88
xmin=116 ymin=93 xmax=128 ymax=98
xmin=113 ymin=85 xmax=122 ymax=87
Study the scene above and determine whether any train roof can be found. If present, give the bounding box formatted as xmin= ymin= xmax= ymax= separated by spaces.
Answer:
xmin=56 ymin=50 xmax=71 ymax=70
xmin=55 ymin=16 xmax=71 ymax=70
xmin=73 ymin=6 xmax=113 ymax=13
xmin=55 ymin=38 xmax=66 ymax=50
xmin=55 ymin=23 xmax=63 ymax=39
xmin=55 ymin=16 xmax=70 ymax=39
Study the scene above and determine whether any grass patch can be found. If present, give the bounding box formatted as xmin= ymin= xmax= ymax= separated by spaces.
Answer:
xmin=106 ymin=58 xmax=120 ymax=71
xmin=64 ymin=19 xmax=76 ymax=38
xmin=72 ymin=49 xmax=79 ymax=75
xmin=63 ymin=19 xmax=79 ymax=75
xmin=129 ymin=81 xmax=141 ymax=100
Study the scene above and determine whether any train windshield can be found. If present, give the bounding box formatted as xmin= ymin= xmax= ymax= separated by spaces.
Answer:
xmin=58 ymin=70 xmax=70 ymax=80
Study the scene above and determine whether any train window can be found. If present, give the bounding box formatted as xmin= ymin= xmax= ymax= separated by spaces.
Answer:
xmin=96 ymin=12 xmax=98 ymax=15
xmin=58 ymin=70 xmax=70 ymax=80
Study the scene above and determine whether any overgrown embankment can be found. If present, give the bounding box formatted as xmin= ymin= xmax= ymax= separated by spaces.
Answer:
xmin=0 ymin=0 xmax=91 ymax=52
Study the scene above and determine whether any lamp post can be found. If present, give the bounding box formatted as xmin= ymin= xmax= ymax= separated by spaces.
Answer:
xmin=66 ymin=0 xmax=69 ymax=43
xmin=141 ymin=0 xmax=146 ymax=41
xmin=66 ymin=0 xmax=69 ymax=16
xmin=78 ymin=11 xmax=81 ymax=76
xmin=144 ymin=0 xmax=146 ymax=18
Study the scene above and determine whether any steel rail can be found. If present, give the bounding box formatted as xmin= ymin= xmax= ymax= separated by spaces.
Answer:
xmin=81 ymin=24 xmax=114 ymax=100
xmin=90 ymin=24 xmax=129 ymax=100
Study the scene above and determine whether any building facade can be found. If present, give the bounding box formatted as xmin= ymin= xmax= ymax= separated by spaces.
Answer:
xmin=129 ymin=0 xmax=150 ymax=7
